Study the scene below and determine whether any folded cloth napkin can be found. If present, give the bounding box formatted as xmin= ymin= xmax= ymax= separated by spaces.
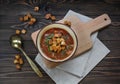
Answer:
xmin=35 ymin=10 xmax=110 ymax=84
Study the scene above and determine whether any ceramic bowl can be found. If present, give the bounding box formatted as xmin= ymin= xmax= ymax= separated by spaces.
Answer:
xmin=36 ymin=23 xmax=78 ymax=62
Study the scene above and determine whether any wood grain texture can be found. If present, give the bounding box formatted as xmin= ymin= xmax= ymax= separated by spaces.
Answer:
xmin=0 ymin=0 xmax=120 ymax=84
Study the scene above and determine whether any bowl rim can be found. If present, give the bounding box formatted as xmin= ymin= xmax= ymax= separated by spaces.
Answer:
xmin=36 ymin=23 xmax=78 ymax=62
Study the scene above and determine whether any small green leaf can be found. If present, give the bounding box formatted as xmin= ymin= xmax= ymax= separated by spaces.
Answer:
xmin=47 ymin=34 xmax=54 ymax=39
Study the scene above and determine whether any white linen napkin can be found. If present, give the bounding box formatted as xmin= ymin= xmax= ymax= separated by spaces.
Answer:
xmin=35 ymin=10 xmax=110 ymax=84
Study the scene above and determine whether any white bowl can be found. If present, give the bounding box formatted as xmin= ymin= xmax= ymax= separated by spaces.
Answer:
xmin=36 ymin=23 xmax=78 ymax=62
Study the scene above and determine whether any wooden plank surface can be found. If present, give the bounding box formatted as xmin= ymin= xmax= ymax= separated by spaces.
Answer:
xmin=0 ymin=0 xmax=120 ymax=84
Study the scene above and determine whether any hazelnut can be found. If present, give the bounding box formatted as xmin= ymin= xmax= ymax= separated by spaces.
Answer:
xmin=21 ymin=29 xmax=27 ymax=34
xmin=19 ymin=58 xmax=24 ymax=65
xmin=16 ymin=64 xmax=21 ymax=70
xmin=51 ymin=16 xmax=56 ymax=21
xmin=34 ymin=6 xmax=39 ymax=12
xmin=45 ymin=13 xmax=51 ymax=19
xmin=15 ymin=29 xmax=20 ymax=35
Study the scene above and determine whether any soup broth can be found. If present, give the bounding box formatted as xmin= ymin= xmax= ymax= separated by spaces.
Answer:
xmin=40 ymin=28 xmax=74 ymax=60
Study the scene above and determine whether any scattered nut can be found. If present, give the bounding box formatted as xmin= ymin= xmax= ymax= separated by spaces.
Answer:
xmin=30 ymin=18 xmax=36 ymax=23
xmin=28 ymin=21 xmax=34 ymax=25
xmin=19 ymin=12 xmax=37 ymax=26
xmin=19 ymin=17 xmax=24 ymax=22
xmin=14 ymin=54 xmax=24 ymax=70
xmin=16 ymin=64 xmax=21 ymax=70
xmin=15 ymin=29 xmax=21 ymax=35
xmin=64 ymin=20 xmax=71 ymax=27
xmin=26 ymin=13 xmax=32 ymax=18
xmin=14 ymin=59 xmax=19 ymax=64
xmin=45 ymin=13 xmax=52 ymax=19
xmin=21 ymin=29 xmax=27 ymax=34
xmin=19 ymin=58 xmax=24 ymax=65
xmin=50 ymin=16 xmax=56 ymax=21
xmin=23 ymin=15 xmax=29 ymax=21
xmin=34 ymin=6 xmax=39 ymax=12
xmin=15 ymin=54 xmax=21 ymax=60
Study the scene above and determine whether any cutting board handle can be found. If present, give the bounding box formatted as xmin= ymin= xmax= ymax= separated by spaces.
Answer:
xmin=85 ymin=14 xmax=111 ymax=34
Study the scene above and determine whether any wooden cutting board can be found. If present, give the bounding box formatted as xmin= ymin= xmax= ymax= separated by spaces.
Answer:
xmin=31 ymin=14 xmax=111 ymax=68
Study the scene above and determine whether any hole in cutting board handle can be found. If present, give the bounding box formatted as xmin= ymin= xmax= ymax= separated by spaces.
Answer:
xmin=104 ymin=18 xmax=107 ymax=21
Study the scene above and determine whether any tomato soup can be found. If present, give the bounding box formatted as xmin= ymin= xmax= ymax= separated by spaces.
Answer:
xmin=40 ymin=28 xmax=74 ymax=60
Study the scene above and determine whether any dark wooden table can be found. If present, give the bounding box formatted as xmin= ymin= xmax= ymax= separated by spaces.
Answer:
xmin=0 ymin=0 xmax=120 ymax=84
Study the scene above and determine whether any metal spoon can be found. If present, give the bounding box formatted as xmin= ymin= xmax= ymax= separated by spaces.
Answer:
xmin=10 ymin=35 xmax=43 ymax=77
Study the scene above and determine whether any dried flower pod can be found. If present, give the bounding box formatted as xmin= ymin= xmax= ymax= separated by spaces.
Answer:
xmin=34 ymin=6 xmax=39 ymax=12
xmin=15 ymin=29 xmax=21 ymax=35
xmin=19 ymin=17 xmax=24 ymax=22
xmin=19 ymin=58 xmax=24 ymax=65
xmin=51 ymin=16 xmax=56 ymax=21
xmin=14 ymin=59 xmax=19 ymax=64
xmin=21 ymin=29 xmax=27 ymax=34
xmin=16 ymin=64 xmax=21 ymax=70
xmin=45 ymin=13 xmax=51 ymax=19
